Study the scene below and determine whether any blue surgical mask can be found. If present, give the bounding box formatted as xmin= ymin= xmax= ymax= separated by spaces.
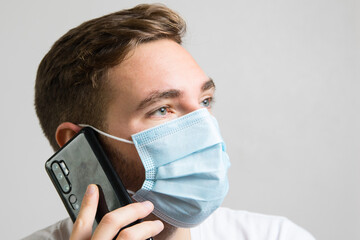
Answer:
xmin=80 ymin=108 xmax=230 ymax=228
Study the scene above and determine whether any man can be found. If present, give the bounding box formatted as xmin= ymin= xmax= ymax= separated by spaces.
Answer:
xmin=26 ymin=4 xmax=315 ymax=240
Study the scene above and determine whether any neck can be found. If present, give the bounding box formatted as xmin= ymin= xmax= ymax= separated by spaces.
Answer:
xmin=145 ymin=214 xmax=191 ymax=240
xmin=154 ymin=225 xmax=190 ymax=240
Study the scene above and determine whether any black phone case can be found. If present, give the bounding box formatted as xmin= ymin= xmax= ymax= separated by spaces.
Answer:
xmin=45 ymin=127 xmax=133 ymax=226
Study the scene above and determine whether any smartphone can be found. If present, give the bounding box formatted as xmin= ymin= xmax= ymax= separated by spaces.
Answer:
xmin=45 ymin=127 xmax=147 ymax=237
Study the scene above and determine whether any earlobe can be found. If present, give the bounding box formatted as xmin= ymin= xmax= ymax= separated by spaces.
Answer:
xmin=55 ymin=122 xmax=82 ymax=147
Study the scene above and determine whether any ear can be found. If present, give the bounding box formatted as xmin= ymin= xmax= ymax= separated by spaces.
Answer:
xmin=55 ymin=122 xmax=82 ymax=148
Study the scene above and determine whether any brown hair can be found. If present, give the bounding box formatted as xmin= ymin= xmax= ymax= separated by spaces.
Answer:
xmin=35 ymin=4 xmax=186 ymax=150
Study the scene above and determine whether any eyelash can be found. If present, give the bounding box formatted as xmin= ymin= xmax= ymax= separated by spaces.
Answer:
xmin=148 ymin=97 xmax=214 ymax=117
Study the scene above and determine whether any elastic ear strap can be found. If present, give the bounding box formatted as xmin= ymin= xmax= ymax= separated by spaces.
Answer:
xmin=127 ymin=189 xmax=136 ymax=196
xmin=78 ymin=124 xmax=134 ymax=144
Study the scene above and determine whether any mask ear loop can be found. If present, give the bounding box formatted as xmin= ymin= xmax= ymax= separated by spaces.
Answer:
xmin=127 ymin=189 xmax=136 ymax=196
xmin=78 ymin=124 xmax=134 ymax=144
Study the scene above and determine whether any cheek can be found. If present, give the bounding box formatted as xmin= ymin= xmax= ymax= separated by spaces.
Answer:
xmin=103 ymin=138 xmax=146 ymax=191
xmin=130 ymin=115 xmax=177 ymax=134
xmin=120 ymin=143 xmax=145 ymax=185
xmin=128 ymin=118 xmax=152 ymax=135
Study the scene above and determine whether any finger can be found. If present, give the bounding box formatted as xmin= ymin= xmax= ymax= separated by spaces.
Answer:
xmin=70 ymin=184 xmax=99 ymax=240
xmin=92 ymin=201 xmax=154 ymax=240
xmin=117 ymin=220 xmax=164 ymax=240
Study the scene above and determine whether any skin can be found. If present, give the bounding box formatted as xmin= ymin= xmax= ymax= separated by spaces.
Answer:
xmin=56 ymin=39 xmax=216 ymax=240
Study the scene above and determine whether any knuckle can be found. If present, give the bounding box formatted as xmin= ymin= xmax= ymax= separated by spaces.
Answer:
xmin=71 ymin=218 xmax=92 ymax=240
xmin=72 ymin=218 xmax=92 ymax=234
xmin=118 ymin=228 xmax=136 ymax=240
xmin=101 ymin=211 xmax=117 ymax=225
xmin=73 ymin=218 xmax=85 ymax=229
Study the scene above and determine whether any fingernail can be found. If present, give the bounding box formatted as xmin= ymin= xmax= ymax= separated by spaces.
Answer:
xmin=142 ymin=200 xmax=153 ymax=209
xmin=85 ymin=184 xmax=96 ymax=196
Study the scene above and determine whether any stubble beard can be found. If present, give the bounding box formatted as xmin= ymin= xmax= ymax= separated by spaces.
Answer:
xmin=101 ymin=137 xmax=179 ymax=240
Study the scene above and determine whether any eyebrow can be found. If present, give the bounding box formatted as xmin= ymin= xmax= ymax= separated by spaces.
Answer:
xmin=136 ymin=78 xmax=215 ymax=111
xmin=202 ymin=78 xmax=216 ymax=91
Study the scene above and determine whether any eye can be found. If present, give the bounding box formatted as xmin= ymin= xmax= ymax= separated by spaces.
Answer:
xmin=151 ymin=106 xmax=170 ymax=117
xmin=200 ymin=97 xmax=213 ymax=108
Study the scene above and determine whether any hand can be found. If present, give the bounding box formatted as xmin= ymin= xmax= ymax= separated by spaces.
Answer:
xmin=70 ymin=184 xmax=164 ymax=240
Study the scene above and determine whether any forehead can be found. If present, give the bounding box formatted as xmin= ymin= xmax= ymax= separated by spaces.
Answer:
xmin=107 ymin=39 xmax=208 ymax=100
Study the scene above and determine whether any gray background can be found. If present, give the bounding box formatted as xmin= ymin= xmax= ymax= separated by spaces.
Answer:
xmin=1 ymin=1 xmax=359 ymax=239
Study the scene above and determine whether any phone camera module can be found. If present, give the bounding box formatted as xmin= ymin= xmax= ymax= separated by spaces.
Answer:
xmin=51 ymin=162 xmax=71 ymax=193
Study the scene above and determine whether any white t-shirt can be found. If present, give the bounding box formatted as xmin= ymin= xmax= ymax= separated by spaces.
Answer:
xmin=22 ymin=207 xmax=316 ymax=240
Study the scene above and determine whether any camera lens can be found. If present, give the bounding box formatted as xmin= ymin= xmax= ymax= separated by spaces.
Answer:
xmin=52 ymin=163 xmax=59 ymax=171
xmin=51 ymin=161 xmax=71 ymax=193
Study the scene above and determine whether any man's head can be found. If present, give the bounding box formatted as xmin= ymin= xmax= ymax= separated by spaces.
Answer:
xmin=35 ymin=4 xmax=186 ymax=151
xmin=35 ymin=3 xmax=215 ymax=192
xmin=35 ymin=5 xmax=219 ymax=238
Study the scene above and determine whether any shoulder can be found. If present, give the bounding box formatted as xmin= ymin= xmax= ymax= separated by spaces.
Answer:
xmin=191 ymin=207 xmax=316 ymax=240
xmin=21 ymin=218 xmax=73 ymax=240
